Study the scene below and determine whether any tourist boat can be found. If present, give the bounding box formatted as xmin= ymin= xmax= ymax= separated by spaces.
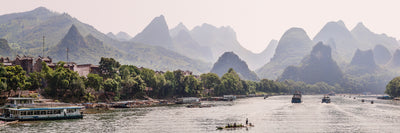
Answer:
xmin=0 ymin=97 xmax=84 ymax=121
xmin=321 ymin=95 xmax=331 ymax=103
xmin=291 ymin=91 xmax=302 ymax=103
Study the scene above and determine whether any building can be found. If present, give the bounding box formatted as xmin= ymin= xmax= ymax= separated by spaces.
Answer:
xmin=0 ymin=57 xmax=13 ymax=66
xmin=33 ymin=56 xmax=52 ymax=72
xmin=74 ymin=64 xmax=100 ymax=77
xmin=14 ymin=55 xmax=34 ymax=73
xmin=1 ymin=55 xmax=100 ymax=77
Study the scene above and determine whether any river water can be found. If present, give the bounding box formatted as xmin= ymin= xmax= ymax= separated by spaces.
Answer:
xmin=2 ymin=95 xmax=400 ymax=133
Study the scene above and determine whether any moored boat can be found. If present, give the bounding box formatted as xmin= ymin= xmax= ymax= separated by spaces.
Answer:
xmin=0 ymin=97 xmax=84 ymax=121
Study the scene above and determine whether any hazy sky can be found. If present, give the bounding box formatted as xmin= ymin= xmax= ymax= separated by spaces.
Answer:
xmin=1 ymin=0 xmax=400 ymax=53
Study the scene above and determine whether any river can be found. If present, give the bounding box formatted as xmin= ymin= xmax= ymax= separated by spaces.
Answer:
xmin=1 ymin=95 xmax=400 ymax=132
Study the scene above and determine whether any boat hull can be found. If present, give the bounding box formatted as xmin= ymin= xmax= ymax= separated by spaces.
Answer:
xmin=291 ymin=98 xmax=302 ymax=103
xmin=0 ymin=115 xmax=83 ymax=121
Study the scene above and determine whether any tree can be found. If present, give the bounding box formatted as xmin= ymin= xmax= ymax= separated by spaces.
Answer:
xmin=200 ymin=73 xmax=220 ymax=89
xmin=103 ymin=78 xmax=120 ymax=101
xmin=5 ymin=65 xmax=26 ymax=96
xmin=26 ymin=72 xmax=43 ymax=90
xmin=0 ymin=64 xmax=7 ymax=91
xmin=183 ymin=75 xmax=201 ymax=96
xmin=119 ymin=65 xmax=140 ymax=80
xmin=140 ymin=68 xmax=156 ymax=88
xmin=121 ymin=76 xmax=137 ymax=99
xmin=173 ymin=70 xmax=185 ymax=95
xmin=46 ymin=62 xmax=83 ymax=101
xmin=153 ymin=74 xmax=166 ymax=98
xmin=99 ymin=57 xmax=121 ymax=79
xmin=215 ymin=68 xmax=243 ymax=96
xmin=85 ymin=73 xmax=103 ymax=91
xmin=386 ymin=77 xmax=400 ymax=97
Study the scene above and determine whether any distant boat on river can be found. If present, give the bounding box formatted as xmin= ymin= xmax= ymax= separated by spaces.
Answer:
xmin=291 ymin=92 xmax=302 ymax=103
xmin=322 ymin=95 xmax=331 ymax=103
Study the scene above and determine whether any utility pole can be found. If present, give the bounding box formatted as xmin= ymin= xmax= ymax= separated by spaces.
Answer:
xmin=42 ymin=36 xmax=45 ymax=57
xmin=67 ymin=48 xmax=69 ymax=65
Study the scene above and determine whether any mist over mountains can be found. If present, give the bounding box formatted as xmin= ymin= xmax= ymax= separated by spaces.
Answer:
xmin=279 ymin=42 xmax=343 ymax=85
xmin=257 ymin=28 xmax=314 ymax=79
xmin=1 ymin=6 xmax=400 ymax=91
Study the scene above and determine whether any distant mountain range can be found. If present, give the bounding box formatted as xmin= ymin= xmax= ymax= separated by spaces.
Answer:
xmin=0 ymin=7 xmax=210 ymax=74
xmin=107 ymin=32 xmax=132 ymax=41
xmin=1 ymin=7 xmax=400 ymax=79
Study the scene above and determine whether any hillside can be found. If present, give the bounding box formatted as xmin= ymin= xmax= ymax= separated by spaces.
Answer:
xmin=313 ymin=20 xmax=359 ymax=62
xmin=346 ymin=49 xmax=380 ymax=75
xmin=170 ymin=23 xmax=213 ymax=62
xmin=0 ymin=39 xmax=12 ymax=57
xmin=256 ymin=28 xmax=314 ymax=79
xmin=373 ymin=45 xmax=392 ymax=65
xmin=0 ymin=7 xmax=211 ymax=73
xmin=172 ymin=30 xmax=213 ymax=62
xmin=279 ymin=42 xmax=343 ymax=85
xmin=210 ymin=52 xmax=259 ymax=81
xmin=131 ymin=15 xmax=174 ymax=49
xmin=351 ymin=22 xmax=399 ymax=53
xmin=47 ymin=25 xmax=122 ymax=64
xmin=387 ymin=49 xmax=400 ymax=69
xmin=259 ymin=40 xmax=278 ymax=63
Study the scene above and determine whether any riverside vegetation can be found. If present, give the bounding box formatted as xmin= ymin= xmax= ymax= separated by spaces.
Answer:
xmin=1 ymin=57 xmax=399 ymax=103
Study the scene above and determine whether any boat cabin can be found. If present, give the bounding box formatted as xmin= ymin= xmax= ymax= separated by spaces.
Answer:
xmin=0 ymin=97 xmax=84 ymax=121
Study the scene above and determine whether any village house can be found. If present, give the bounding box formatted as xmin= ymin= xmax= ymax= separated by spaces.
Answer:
xmin=1 ymin=55 xmax=100 ymax=77
xmin=0 ymin=57 xmax=13 ymax=66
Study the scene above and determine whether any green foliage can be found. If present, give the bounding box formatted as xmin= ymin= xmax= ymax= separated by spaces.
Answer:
xmin=85 ymin=73 xmax=103 ymax=91
xmin=119 ymin=65 xmax=140 ymax=80
xmin=45 ymin=62 xmax=85 ymax=102
xmin=0 ymin=64 xmax=7 ymax=91
xmin=99 ymin=57 xmax=121 ymax=79
xmin=5 ymin=65 xmax=26 ymax=95
xmin=183 ymin=75 xmax=201 ymax=97
xmin=215 ymin=68 xmax=244 ymax=96
xmin=385 ymin=77 xmax=400 ymax=97
xmin=26 ymin=72 xmax=43 ymax=90
xmin=140 ymin=68 xmax=156 ymax=88
xmin=103 ymin=78 xmax=120 ymax=101
xmin=200 ymin=73 xmax=220 ymax=89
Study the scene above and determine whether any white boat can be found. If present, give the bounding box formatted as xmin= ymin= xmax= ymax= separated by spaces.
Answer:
xmin=0 ymin=97 xmax=83 ymax=121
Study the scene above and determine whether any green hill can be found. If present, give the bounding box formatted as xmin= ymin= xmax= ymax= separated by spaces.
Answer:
xmin=210 ymin=52 xmax=259 ymax=81
xmin=0 ymin=39 xmax=12 ymax=57
xmin=0 ymin=7 xmax=211 ymax=73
